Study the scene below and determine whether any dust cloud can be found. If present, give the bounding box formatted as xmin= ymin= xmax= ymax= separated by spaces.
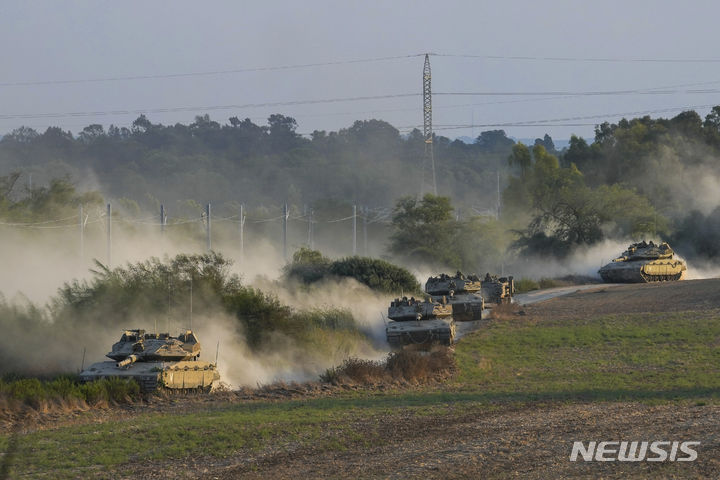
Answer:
xmin=0 ymin=220 xmax=393 ymax=385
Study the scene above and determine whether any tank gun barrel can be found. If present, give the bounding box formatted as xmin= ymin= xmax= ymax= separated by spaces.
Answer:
xmin=116 ymin=354 xmax=139 ymax=368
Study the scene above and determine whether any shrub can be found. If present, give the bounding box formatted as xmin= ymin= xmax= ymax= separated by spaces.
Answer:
xmin=329 ymin=256 xmax=420 ymax=293
xmin=514 ymin=277 xmax=539 ymax=293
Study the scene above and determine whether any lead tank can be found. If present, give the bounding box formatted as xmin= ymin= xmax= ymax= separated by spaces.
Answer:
xmin=80 ymin=329 xmax=220 ymax=392
xmin=424 ymin=272 xmax=486 ymax=320
xmin=386 ymin=297 xmax=455 ymax=348
xmin=598 ymin=241 xmax=687 ymax=283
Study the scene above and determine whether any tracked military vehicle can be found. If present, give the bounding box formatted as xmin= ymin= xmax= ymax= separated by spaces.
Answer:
xmin=599 ymin=241 xmax=686 ymax=283
xmin=424 ymin=272 xmax=486 ymax=320
xmin=80 ymin=329 xmax=220 ymax=392
xmin=385 ymin=297 xmax=455 ymax=348
xmin=480 ymin=273 xmax=515 ymax=304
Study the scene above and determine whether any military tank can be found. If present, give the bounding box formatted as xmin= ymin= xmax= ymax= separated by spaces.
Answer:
xmin=424 ymin=272 xmax=486 ymax=320
xmin=80 ymin=329 xmax=220 ymax=392
xmin=385 ymin=297 xmax=455 ymax=348
xmin=598 ymin=240 xmax=686 ymax=283
xmin=480 ymin=273 xmax=515 ymax=304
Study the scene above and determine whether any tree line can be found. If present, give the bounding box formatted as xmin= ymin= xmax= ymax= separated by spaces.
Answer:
xmin=3 ymin=107 xmax=720 ymax=268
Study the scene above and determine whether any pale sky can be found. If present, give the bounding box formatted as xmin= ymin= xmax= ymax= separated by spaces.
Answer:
xmin=2 ymin=0 xmax=720 ymax=141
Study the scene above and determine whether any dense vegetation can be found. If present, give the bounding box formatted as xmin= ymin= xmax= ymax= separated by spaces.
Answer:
xmin=284 ymin=247 xmax=421 ymax=293
xmin=0 ymin=253 xmax=368 ymax=375
xmin=3 ymin=107 xmax=720 ymax=268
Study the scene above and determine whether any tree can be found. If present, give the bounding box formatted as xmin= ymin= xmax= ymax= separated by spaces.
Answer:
xmin=508 ymin=142 xmax=531 ymax=177
xmin=268 ymin=114 xmax=300 ymax=151
xmin=390 ymin=194 xmax=459 ymax=268
xmin=475 ymin=130 xmax=515 ymax=153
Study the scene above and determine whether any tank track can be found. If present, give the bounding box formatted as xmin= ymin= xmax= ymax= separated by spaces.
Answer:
xmin=639 ymin=272 xmax=684 ymax=282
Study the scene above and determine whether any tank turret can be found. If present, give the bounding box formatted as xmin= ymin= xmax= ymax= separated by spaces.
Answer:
xmin=424 ymin=272 xmax=487 ymax=320
xmin=599 ymin=241 xmax=686 ymax=283
xmin=80 ymin=329 xmax=220 ymax=392
xmin=385 ymin=296 xmax=455 ymax=348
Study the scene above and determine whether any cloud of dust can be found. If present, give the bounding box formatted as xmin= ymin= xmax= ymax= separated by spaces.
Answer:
xmin=0 ymin=217 xmax=394 ymax=383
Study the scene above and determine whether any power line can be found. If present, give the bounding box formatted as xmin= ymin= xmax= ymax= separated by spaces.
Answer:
xmin=5 ymin=51 xmax=720 ymax=90
xmin=0 ymin=54 xmax=424 ymax=88
xmin=433 ymin=53 xmax=720 ymax=64
xmin=0 ymin=93 xmax=420 ymax=121
xmin=396 ymin=102 xmax=720 ymax=133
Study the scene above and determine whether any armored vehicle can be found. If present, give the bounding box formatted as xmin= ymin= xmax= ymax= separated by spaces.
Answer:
xmin=598 ymin=241 xmax=686 ymax=283
xmin=386 ymin=297 xmax=455 ymax=348
xmin=424 ymin=272 xmax=486 ymax=321
xmin=480 ymin=273 xmax=515 ymax=304
xmin=80 ymin=329 xmax=220 ymax=392
xmin=387 ymin=296 xmax=452 ymax=322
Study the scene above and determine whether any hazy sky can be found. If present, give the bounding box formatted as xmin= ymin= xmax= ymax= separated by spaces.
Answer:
xmin=2 ymin=0 xmax=720 ymax=141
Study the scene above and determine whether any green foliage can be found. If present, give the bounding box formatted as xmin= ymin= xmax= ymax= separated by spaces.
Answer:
xmin=513 ymin=278 xmax=539 ymax=293
xmin=329 ymin=256 xmax=421 ymax=294
xmin=0 ymin=374 xmax=140 ymax=406
xmin=389 ymin=194 xmax=458 ymax=267
xmin=507 ymin=145 xmax=664 ymax=257
xmin=0 ymin=117 xmax=516 ymax=212
xmin=283 ymin=247 xmax=332 ymax=284
xmin=0 ymin=175 xmax=102 ymax=221
xmin=51 ymin=252 xmax=361 ymax=350
xmin=284 ymin=247 xmax=420 ymax=294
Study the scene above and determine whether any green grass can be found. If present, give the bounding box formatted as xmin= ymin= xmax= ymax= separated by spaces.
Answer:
xmin=3 ymin=309 xmax=720 ymax=477
xmin=0 ymin=397 xmax=488 ymax=479
xmin=454 ymin=310 xmax=720 ymax=401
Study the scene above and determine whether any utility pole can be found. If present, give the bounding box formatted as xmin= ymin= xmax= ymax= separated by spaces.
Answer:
xmin=421 ymin=53 xmax=437 ymax=196
xmin=282 ymin=203 xmax=289 ymax=261
xmin=106 ymin=203 xmax=112 ymax=267
xmin=363 ymin=206 xmax=368 ymax=256
xmin=496 ymin=169 xmax=501 ymax=220
xmin=239 ymin=204 xmax=245 ymax=262
xmin=205 ymin=203 xmax=212 ymax=252
xmin=160 ymin=204 xmax=166 ymax=234
xmin=308 ymin=209 xmax=314 ymax=250
xmin=79 ymin=205 xmax=84 ymax=263
xmin=352 ymin=204 xmax=357 ymax=255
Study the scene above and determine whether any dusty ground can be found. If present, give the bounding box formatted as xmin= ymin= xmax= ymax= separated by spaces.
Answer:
xmin=6 ymin=279 xmax=720 ymax=478
xmin=184 ymin=402 xmax=718 ymax=480
xmin=520 ymin=278 xmax=720 ymax=319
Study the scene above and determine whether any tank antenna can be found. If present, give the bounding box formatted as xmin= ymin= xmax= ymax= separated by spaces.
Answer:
xmin=215 ymin=340 xmax=220 ymax=367
xmin=80 ymin=347 xmax=86 ymax=372
xmin=189 ymin=276 xmax=193 ymax=331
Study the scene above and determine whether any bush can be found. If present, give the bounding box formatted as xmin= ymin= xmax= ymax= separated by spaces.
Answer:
xmin=0 ymin=374 xmax=141 ymax=411
xmin=329 ymin=256 xmax=420 ymax=294
xmin=284 ymin=248 xmax=421 ymax=294
xmin=514 ymin=278 xmax=539 ymax=293
xmin=321 ymin=347 xmax=456 ymax=385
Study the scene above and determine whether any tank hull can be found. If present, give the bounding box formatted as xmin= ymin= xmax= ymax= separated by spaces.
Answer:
xmin=599 ymin=259 xmax=686 ymax=283
xmin=385 ymin=318 xmax=455 ymax=348
xmin=80 ymin=360 xmax=220 ymax=392
xmin=426 ymin=294 xmax=484 ymax=321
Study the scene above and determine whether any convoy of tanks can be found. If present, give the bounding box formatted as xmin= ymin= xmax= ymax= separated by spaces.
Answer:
xmin=78 ymin=239 xmax=686 ymax=390
xmin=385 ymin=271 xmax=515 ymax=348
xmin=385 ymin=239 xmax=688 ymax=348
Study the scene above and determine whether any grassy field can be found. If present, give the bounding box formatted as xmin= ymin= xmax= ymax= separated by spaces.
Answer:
xmin=454 ymin=309 xmax=720 ymax=401
xmin=2 ymin=308 xmax=720 ymax=478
